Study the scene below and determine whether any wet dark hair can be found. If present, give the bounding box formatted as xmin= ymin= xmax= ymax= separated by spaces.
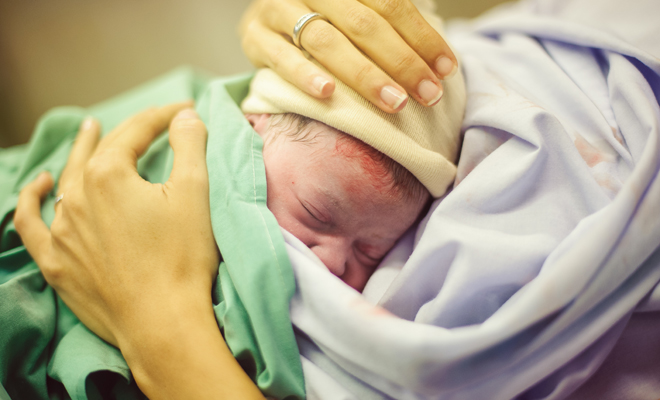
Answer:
xmin=268 ymin=113 xmax=430 ymax=204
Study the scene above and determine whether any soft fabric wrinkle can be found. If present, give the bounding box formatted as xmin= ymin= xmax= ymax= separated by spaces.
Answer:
xmin=0 ymin=68 xmax=305 ymax=399
xmin=286 ymin=2 xmax=660 ymax=398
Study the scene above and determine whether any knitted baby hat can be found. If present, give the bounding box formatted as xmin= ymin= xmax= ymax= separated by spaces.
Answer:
xmin=241 ymin=62 xmax=466 ymax=198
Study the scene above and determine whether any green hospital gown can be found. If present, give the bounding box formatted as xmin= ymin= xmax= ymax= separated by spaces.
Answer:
xmin=0 ymin=68 xmax=305 ymax=400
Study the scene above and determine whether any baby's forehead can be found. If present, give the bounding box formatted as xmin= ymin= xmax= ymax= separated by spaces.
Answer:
xmin=265 ymin=113 xmax=428 ymax=207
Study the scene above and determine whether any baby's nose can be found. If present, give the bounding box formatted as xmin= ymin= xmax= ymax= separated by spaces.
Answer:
xmin=310 ymin=237 xmax=351 ymax=277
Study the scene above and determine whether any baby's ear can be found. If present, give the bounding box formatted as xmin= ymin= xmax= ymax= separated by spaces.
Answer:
xmin=244 ymin=114 xmax=271 ymax=137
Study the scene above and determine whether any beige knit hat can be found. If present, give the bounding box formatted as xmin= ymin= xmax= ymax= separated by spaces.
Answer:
xmin=241 ymin=62 xmax=466 ymax=198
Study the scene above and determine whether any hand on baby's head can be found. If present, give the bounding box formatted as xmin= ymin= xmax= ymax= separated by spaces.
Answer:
xmin=241 ymin=61 xmax=464 ymax=291
xmin=246 ymin=113 xmax=430 ymax=292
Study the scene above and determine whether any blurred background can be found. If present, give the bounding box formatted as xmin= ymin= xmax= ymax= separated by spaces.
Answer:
xmin=0 ymin=0 xmax=509 ymax=148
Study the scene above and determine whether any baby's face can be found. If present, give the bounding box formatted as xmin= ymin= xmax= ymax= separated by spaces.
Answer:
xmin=247 ymin=115 xmax=428 ymax=292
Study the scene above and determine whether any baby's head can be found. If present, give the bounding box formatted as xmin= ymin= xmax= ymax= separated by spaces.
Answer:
xmin=242 ymin=65 xmax=466 ymax=291
xmin=246 ymin=113 xmax=430 ymax=291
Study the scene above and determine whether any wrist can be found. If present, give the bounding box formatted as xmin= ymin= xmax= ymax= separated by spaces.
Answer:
xmin=118 ymin=296 xmax=264 ymax=399
xmin=117 ymin=293 xmax=216 ymax=371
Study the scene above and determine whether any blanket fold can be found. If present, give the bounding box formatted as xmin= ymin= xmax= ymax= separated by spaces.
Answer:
xmin=285 ymin=2 xmax=660 ymax=399
xmin=0 ymin=67 xmax=304 ymax=400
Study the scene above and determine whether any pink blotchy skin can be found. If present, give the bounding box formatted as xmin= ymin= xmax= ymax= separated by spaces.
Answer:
xmin=245 ymin=114 xmax=428 ymax=292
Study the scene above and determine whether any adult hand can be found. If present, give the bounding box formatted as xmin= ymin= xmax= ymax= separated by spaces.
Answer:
xmin=14 ymin=105 xmax=263 ymax=399
xmin=240 ymin=0 xmax=457 ymax=113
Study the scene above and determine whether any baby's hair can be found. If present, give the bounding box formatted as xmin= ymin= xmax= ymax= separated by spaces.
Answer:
xmin=269 ymin=113 xmax=430 ymax=203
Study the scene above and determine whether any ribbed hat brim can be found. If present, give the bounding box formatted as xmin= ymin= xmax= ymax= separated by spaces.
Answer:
xmin=241 ymin=64 xmax=466 ymax=198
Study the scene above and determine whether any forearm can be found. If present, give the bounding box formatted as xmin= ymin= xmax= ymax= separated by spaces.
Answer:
xmin=119 ymin=298 xmax=264 ymax=400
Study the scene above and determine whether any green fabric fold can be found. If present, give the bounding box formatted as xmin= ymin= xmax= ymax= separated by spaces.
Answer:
xmin=0 ymin=67 xmax=304 ymax=399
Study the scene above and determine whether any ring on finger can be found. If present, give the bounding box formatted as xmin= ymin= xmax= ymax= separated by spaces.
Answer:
xmin=293 ymin=12 xmax=328 ymax=51
xmin=54 ymin=193 xmax=64 ymax=206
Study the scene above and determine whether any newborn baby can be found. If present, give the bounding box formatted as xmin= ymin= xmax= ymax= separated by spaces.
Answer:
xmin=246 ymin=113 xmax=429 ymax=291
xmin=241 ymin=66 xmax=466 ymax=291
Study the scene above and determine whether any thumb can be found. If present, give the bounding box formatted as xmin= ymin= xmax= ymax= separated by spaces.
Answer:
xmin=167 ymin=109 xmax=210 ymax=192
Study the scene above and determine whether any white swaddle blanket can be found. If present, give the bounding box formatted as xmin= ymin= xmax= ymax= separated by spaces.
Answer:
xmin=283 ymin=0 xmax=660 ymax=398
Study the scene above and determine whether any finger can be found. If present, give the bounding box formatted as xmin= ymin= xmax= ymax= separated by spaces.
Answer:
xmin=166 ymin=109 xmax=210 ymax=190
xmin=299 ymin=19 xmax=411 ymax=112
xmin=59 ymin=117 xmax=101 ymax=193
xmin=104 ymin=102 xmax=193 ymax=161
xmin=262 ymin=0 xmax=409 ymax=112
xmin=304 ymin=0 xmax=444 ymax=107
xmin=246 ymin=0 xmax=336 ymax=98
xmin=358 ymin=0 xmax=458 ymax=79
xmin=14 ymin=172 xmax=54 ymax=266
xmin=242 ymin=19 xmax=335 ymax=98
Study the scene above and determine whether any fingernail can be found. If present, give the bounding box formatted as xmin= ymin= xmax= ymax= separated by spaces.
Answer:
xmin=312 ymin=76 xmax=331 ymax=96
xmin=174 ymin=108 xmax=199 ymax=120
xmin=435 ymin=56 xmax=457 ymax=79
xmin=81 ymin=116 xmax=95 ymax=130
xmin=418 ymin=79 xmax=443 ymax=106
xmin=380 ymin=86 xmax=408 ymax=110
